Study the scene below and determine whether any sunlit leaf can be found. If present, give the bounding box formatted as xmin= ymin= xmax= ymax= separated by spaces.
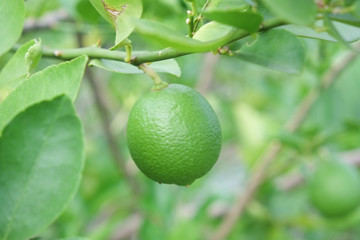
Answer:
xmin=89 ymin=0 xmax=142 ymax=47
xmin=0 ymin=0 xmax=25 ymax=56
xmin=0 ymin=56 xmax=88 ymax=135
xmin=193 ymin=21 xmax=234 ymax=41
xmin=89 ymin=59 xmax=181 ymax=77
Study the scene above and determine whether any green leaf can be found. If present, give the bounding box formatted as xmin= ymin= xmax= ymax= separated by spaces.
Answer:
xmin=234 ymin=29 xmax=305 ymax=73
xmin=89 ymin=59 xmax=181 ymax=77
xmin=57 ymin=238 xmax=90 ymax=240
xmin=279 ymin=20 xmax=360 ymax=42
xmin=207 ymin=0 xmax=249 ymax=11
xmin=193 ymin=21 xmax=234 ymax=41
xmin=0 ymin=95 xmax=84 ymax=240
xmin=134 ymin=19 xmax=233 ymax=52
xmin=89 ymin=0 xmax=143 ymax=47
xmin=323 ymin=14 xmax=353 ymax=50
xmin=25 ymin=39 xmax=43 ymax=76
xmin=262 ymin=0 xmax=317 ymax=25
xmin=0 ymin=40 xmax=36 ymax=101
xmin=0 ymin=0 xmax=25 ymax=56
xmin=329 ymin=13 xmax=360 ymax=27
xmin=204 ymin=10 xmax=263 ymax=33
xmin=0 ymin=56 xmax=88 ymax=135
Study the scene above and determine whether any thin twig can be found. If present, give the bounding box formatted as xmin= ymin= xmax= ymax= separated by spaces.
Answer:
xmin=212 ymin=42 xmax=360 ymax=240
xmin=23 ymin=9 xmax=69 ymax=32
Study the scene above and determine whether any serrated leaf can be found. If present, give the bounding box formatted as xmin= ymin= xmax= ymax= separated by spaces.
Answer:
xmin=89 ymin=0 xmax=142 ymax=47
xmin=0 ymin=0 xmax=25 ymax=56
xmin=89 ymin=59 xmax=181 ymax=77
xmin=0 ymin=56 xmax=88 ymax=135
xmin=0 ymin=95 xmax=84 ymax=240
xmin=262 ymin=0 xmax=317 ymax=25
xmin=279 ymin=20 xmax=360 ymax=42
xmin=134 ymin=19 xmax=233 ymax=52
xmin=0 ymin=40 xmax=36 ymax=101
xmin=204 ymin=10 xmax=263 ymax=33
xmin=193 ymin=21 xmax=234 ymax=41
xmin=234 ymin=29 xmax=305 ymax=73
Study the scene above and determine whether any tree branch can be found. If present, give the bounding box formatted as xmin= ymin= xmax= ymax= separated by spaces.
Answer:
xmin=212 ymin=42 xmax=360 ymax=240
xmin=16 ymin=20 xmax=285 ymax=65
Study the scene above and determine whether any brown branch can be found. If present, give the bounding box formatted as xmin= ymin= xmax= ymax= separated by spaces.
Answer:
xmin=23 ymin=9 xmax=69 ymax=33
xmin=212 ymin=42 xmax=360 ymax=240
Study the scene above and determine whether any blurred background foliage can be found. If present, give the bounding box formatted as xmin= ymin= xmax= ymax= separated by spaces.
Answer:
xmin=2 ymin=0 xmax=360 ymax=239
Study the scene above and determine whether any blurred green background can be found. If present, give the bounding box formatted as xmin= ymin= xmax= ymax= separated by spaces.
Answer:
xmin=3 ymin=0 xmax=360 ymax=239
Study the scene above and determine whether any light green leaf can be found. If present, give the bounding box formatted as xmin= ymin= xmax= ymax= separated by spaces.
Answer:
xmin=89 ymin=0 xmax=143 ymax=47
xmin=329 ymin=13 xmax=360 ymax=27
xmin=235 ymin=29 xmax=305 ymax=73
xmin=0 ymin=55 xmax=88 ymax=135
xmin=194 ymin=21 xmax=234 ymax=41
xmin=208 ymin=0 xmax=249 ymax=11
xmin=25 ymin=39 xmax=43 ymax=76
xmin=0 ymin=0 xmax=25 ymax=56
xmin=204 ymin=10 xmax=263 ymax=33
xmin=89 ymin=59 xmax=181 ymax=77
xmin=57 ymin=237 xmax=90 ymax=240
xmin=279 ymin=20 xmax=360 ymax=42
xmin=0 ymin=95 xmax=84 ymax=240
xmin=323 ymin=14 xmax=353 ymax=50
xmin=262 ymin=0 xmax=317 ymax=25
xmin=0 ymin=40 xmax=36 ymax=100
xmin=134 ymin=19 xmax=233 ymax=52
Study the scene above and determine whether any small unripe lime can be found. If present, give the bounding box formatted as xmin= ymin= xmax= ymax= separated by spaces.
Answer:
xmin=309 ymin=160 xmax=360 ymax=217
xmin=126 ymin=84 xmax=222 ymax=186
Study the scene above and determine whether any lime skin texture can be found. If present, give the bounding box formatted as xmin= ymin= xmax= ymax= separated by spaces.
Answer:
xmin=309 ymin=160 xmax=360 ymax=217
xmin=127 ymin=84 xmax=222 ymax=186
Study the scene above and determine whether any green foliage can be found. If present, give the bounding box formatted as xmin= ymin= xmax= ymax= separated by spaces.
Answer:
xmin=89 ymin=0 xmax=143 ymax=47
xmin=0 ymin=56 xmax=87 ymax=135
xmin=0 ymin=95 xmax=84 ymax=240
xmin=0 ymin=0 xmax=25 ymax=56
xmin=1 ymin=0 xmax=360 ymax=239
xmin=262 ymin=0 xmax=317 ymax=25
xmin=234 ymin=29 xmax=305 ymax=73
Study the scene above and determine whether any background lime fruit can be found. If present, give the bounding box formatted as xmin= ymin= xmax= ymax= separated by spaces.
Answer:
xmin=309 ymin=160 xmax=360 ymax=217
xmin=127 ymin=83 xmax=222 ymax=186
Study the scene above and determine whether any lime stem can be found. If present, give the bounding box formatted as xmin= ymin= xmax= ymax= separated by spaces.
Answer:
xmin=138 ymin=63 xmax=167 ymax=88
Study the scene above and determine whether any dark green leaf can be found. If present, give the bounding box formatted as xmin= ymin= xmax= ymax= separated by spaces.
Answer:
xmin=262 ymin=0 xmax=317 ymax=25
xmin=89 ymin=59 xmax=181 ymax=77
xmin=329 ymin=13 xmax=360 ymax=27
xmin=0 ymin=56 xmax=88 ymax=135
xmin=204 ymin=10 xmax=263 ymax=33
xmin=0 ymin=95 xmax=84 ymax=240
xmin=234 ymin=29 xmax=305 ymax=73
xmin=0 ymin=0 xmax=25 ymax=56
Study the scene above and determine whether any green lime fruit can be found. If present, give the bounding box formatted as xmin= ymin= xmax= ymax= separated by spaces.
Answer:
xmin=127 ymin=83 xmax=222 ymax=186
xmin=309 ymin=160 xmax=360 ymax=217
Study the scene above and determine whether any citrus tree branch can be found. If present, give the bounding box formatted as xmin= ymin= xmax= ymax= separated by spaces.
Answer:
xmin=18 ymin=20 xmax=284 ymax=65
xmin=212 ymin=41 xmax=360 ymax=240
